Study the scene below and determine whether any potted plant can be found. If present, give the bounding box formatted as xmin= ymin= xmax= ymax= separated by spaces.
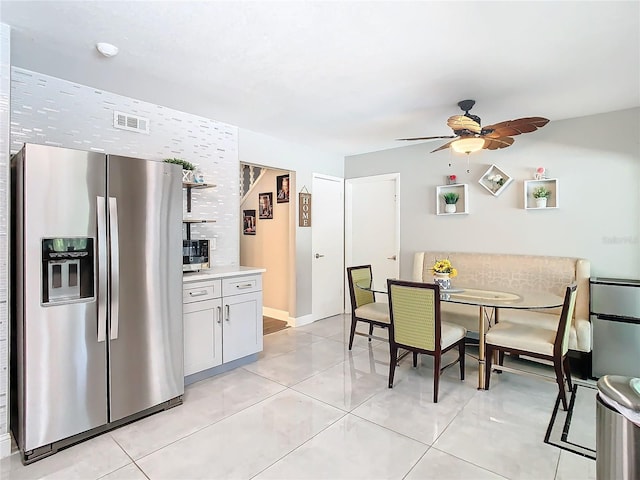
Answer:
xmin=442 ymin=192 xmax=459 ymax=213
xmin=164 ymin=158 xmax=195 ymax=182
xmin=533 ymin=186 xmax=551 ymax=208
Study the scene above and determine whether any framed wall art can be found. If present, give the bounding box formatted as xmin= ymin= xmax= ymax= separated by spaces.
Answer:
xmin=243 ymin=209 xmax=256 ymax=235
xmin=276 ymin=174 xmax=290 ymax=203
xmin=259 ymin=192 xmax=273 ymax=219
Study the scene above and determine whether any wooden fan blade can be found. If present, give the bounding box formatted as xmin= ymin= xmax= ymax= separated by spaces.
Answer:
xmin=447 ymin=115 xmax=481 ymax=134
xmin=483 ymin=117 xmax=549 ymax=138
xmin=396 ymin=135 xmax=456 ymax=141
xmin=430 ymin=139 xmax=459 ymax=153
xmin=483 ymin=137 xmax=514 ymax=150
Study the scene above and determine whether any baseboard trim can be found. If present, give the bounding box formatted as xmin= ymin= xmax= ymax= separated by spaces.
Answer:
xmin=262 ymin=307 xmax=289 ymax=323
xmin=1 ymin=432 xmax=13 ymax=459
xmin=288 ymin=313 xmax=316 ymax=328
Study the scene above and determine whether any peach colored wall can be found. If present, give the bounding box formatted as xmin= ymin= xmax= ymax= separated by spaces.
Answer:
xmin=240 ymin=169 xmax=290 ymax=312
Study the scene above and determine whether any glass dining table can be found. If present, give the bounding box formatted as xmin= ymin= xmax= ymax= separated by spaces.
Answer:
xmin=356 ymin=279 xmax=564 ymax=389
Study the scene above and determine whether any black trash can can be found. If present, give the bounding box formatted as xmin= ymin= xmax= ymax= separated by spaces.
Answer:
xmin=596 ymin=375 xmax=640 ymax=480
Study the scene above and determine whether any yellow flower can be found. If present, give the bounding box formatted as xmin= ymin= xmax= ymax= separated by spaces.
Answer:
xmin=432 ymin=258 xmax=458 ymax=277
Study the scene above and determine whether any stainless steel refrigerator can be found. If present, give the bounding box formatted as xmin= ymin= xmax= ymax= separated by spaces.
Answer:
xmin=590 ymin=277 xmax=640 ymax=378
xmin=11 ymin=143 xmax=184 ymax=464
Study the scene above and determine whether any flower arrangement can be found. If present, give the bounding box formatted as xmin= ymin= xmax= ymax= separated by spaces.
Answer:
xmin=432 ymin=258 xmax=458 ymax=278
xmin=442 ymin=192 xmax=459 ymax=205
xmin=533 ymin=186 xmax=551 ymax=199
xmin=486 ymin=173 xmax=505 ymax=192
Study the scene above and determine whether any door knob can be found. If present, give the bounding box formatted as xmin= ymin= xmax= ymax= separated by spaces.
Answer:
xmin=315 ymin=253 xmax=325 ymax=259
xmin=387 ymin=255 xmax=397 ymax=260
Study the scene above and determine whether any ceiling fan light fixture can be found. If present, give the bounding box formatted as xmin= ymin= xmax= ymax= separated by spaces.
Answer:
xmin=451 ymin=137 xmax=484 ymax=154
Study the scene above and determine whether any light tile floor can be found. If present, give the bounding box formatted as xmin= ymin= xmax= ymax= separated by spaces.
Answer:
xmin=1 ymin=314 xmax=597 ymax=480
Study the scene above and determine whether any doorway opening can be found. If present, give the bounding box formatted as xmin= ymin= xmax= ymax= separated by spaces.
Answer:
xmin=239 ymin=163 xmax=295 ymax=335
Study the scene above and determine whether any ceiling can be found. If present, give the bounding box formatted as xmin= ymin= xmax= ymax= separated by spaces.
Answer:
xmin=2 ymin=1 xmax=639 ymax=156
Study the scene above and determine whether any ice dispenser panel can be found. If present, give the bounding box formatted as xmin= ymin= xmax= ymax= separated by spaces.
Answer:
xmin=42 ymin=237 xmax=95 ymax=304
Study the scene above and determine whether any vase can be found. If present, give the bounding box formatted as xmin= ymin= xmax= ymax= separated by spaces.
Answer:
xmin=433 ymin=273 xmax=451 ymax=290
xmin=182 ymin=169 xmax=194 ymax=183
xmin=535 ymin=197 xmax=547 ymax=208
xmin=444 ymin=203 xmax=457 ymax=214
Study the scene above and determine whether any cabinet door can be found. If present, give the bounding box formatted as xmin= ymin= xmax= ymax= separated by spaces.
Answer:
xmin=222 ymin=291 xmax=263 ymax=363
xmin=183 ymin=299 xmax=223 ymax=376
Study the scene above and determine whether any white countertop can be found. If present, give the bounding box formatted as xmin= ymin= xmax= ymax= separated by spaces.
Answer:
xmin=183 ymin=266 xmax=266 ymax=283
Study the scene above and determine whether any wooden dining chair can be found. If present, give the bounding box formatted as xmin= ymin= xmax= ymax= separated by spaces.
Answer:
xmin=346 ymin=265 xmax=391 ymax=350
xmin=387 ymin=279 xmax=466 ymax=403
xmin=484 ymin=283 xmax=578 ymax=410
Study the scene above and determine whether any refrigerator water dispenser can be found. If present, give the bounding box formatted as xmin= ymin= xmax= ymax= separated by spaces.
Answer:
xmin=41 ymin=237 xmax=95 ymax=304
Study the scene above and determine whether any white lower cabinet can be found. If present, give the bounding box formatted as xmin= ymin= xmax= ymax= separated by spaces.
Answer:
xmin=222 ymin=291 xmax=262 ymax=363
xmin=183 ymin=273 xmax=263 ymax=378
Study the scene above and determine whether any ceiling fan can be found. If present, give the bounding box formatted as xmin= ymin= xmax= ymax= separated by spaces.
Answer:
xmin=398 ymin=100 xmax=549 ymax=154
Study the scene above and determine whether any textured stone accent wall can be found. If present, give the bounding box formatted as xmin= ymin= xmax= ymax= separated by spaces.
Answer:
xmin=10 ymin=67 xmax=240 ymax=266
xmin=0 ymin=23 xmax=10 ymax=447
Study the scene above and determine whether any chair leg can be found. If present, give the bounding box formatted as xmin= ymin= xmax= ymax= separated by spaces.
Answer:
xmin=485 ymin=344 xmax=494 ymax=390
xmin=348 ymin=318 xmax=358 ymax=350
xmin=458 ymin=340 xmax=465 ymax=381
xmin=433 ymin=354 xmax=442 ymax=403
xmin=413 ymin=352 xmax=418 ymax=368
xmin=495 ymin=350 xmax=505 ymax=374
xmin=563 ymin=355 xmax=573 ymax=391
xmin=368 ymin=323 xmax=374 ymax=341
xmin=388 ymin=345 xmax=398 ymax=388
xmin=554 ymin=360 xmax=568 ymax=411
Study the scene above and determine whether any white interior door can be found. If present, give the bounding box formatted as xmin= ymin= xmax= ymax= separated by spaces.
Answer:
xmin=312 ymin=174 xmax=345 ymax=321
xmin=346 ymin=173 xmax=400 ymax=309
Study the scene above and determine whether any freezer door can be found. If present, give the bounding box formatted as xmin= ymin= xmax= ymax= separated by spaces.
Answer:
xmin=592 ymin=314 xmax=640 ymax=378
xmin=17 ymin=144 xmax=108 ymax=451
xmin=590 ymin=282 xmax=640 ymax=318
xmin=107 ymin=156 xmax=183 ymax=422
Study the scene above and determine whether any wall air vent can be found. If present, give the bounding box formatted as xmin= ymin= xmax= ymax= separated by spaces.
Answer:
xmin=113 ymin=111 xmax=150 ymax=134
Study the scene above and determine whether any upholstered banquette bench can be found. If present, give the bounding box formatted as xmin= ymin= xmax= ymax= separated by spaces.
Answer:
xmin=412 ymin=251 xmax=591 ymax=364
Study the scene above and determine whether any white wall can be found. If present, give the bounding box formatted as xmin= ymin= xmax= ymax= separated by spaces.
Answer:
xmin=240 ymin=169 xmax=290 ymax=313
xmin=345 ymin=108 xmax=640 ymax=279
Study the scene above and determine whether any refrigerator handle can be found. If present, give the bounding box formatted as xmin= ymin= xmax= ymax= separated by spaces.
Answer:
xmin=97 ymin=197 xmax=107 ymax=343
xmin=109 ymin=197 xmax=120 ymax=340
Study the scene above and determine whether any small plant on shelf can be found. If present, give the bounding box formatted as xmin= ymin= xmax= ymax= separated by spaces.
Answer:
xmin=164 ymin=158 xmax=195 ymax=171
xmin=532 ymin=186 xmax=551 ymax=199
xmin=442 ymin=192 xmax=459 ymax=204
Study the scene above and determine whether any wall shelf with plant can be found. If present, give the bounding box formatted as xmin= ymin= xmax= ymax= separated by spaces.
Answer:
xmin=478 ymin=164 xmax=513 ymax=196
xmin=524 ymin=179 xmax=559 ymax=209
xmin=436 ymin=184 xmax=469 ymax=215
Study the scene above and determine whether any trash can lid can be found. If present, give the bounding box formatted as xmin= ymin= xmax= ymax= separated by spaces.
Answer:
xmin=597 ymin=375 xmax=640 ymax=413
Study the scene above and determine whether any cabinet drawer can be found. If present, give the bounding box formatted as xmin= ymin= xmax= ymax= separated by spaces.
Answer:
xmin=183 ymin=280 xmax=222 ymax=304
xmin=222 ymin=274 xmax=262 ymax=296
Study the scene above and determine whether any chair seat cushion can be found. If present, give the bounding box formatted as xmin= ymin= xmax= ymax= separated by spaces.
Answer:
xmin=441 ymin=322 xmax=467 ymax=349
xmin=497 ymin=309 xmax=581 ymax=351
xmin=485 ymin=322 xmax=555 ymax=356
xmin=355 ymin=302 xmax=390 ymax=324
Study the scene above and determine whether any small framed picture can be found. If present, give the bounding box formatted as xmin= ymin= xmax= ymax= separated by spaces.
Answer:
xmin=259 ymin=192 xmax=273 ymax=219
xmin=276 ymin=174 xmax=290 ymax=203
xmin=243 ymin=210 xmax=256 ymax=235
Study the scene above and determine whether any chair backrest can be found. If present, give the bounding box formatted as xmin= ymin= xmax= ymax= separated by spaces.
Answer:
xmin=554 ymin=283 xmax=578 ymax=356
xmin=346 ymin=265 xmax=375 ymax=311
xmin=387 ymin=279 xmax=441 ymax=352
